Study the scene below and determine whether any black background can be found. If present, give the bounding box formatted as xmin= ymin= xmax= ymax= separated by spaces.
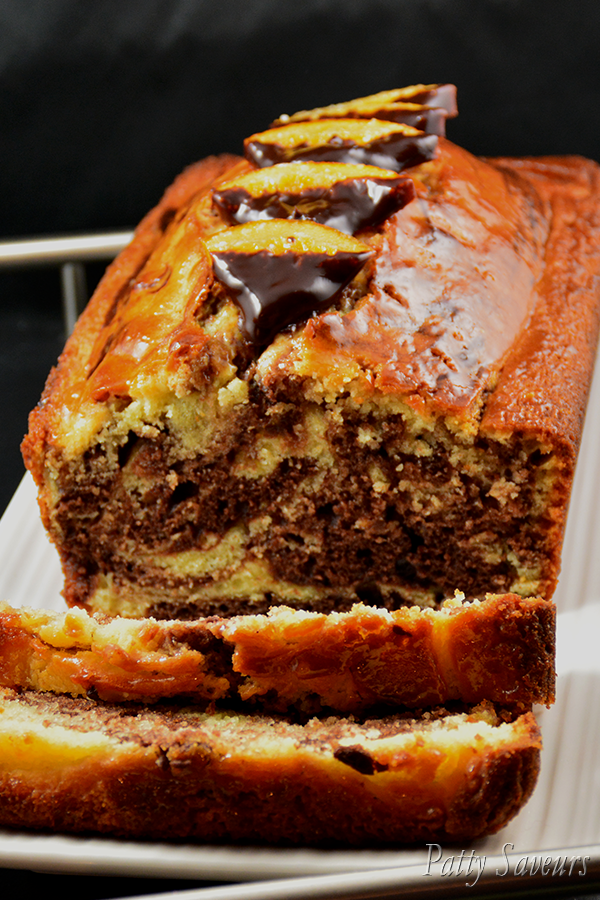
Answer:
xmin=3 ymin=0 xmax=600 ymax=243
xmin=1 ymin=1 xmax=600 ymax=896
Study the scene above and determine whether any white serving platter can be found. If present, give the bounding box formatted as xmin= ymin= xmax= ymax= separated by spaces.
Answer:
xmin=0 ymin=353 xmax=599 ymax=895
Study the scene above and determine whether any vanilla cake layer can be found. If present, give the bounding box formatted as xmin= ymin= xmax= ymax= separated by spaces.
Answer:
xmin=0 ymin=688 xmax=540 ymax=844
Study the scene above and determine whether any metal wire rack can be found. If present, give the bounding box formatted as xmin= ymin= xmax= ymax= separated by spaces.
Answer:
xmin=0 ymin=231 xmax=133 ymax=333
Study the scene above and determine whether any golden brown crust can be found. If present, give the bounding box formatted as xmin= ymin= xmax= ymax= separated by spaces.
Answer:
xmin=22 ymin=153 xmax=248 ymax=484
xmin=0 ymin=688 xmax=540 ymax=844
xmin=287 ymin=139 xmax=549 ymax=416
xmin=0 ymin=594 xmax=554 ymax=712
xmin=482 ymin=156 xmax=600 ymax=450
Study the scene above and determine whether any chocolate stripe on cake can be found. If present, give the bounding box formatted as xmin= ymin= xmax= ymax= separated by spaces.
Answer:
xmin=206 ymin=219 xmax=374 ymax=347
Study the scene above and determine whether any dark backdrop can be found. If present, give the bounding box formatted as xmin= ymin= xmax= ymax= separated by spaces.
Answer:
xmin=3 ymin=0 xmax=600 ymax=242
xmin=1 ymin=3 xmax=600 ymax=896
xmin=2 ymin=0 xmax=600 ymax=516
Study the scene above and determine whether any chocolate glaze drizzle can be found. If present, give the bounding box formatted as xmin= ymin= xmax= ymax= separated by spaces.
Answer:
xmin=408 ymin=84 xmax=458 ymax=114
xmin=212 ymin=177 xmax=415 ymax=235
xmin=246 ymin=131 xmax=438 ymax=173
xmin=210 ymin=247 xmax=374 ymax=348
xmin=367 ymin=106 xmax=448 ymax=135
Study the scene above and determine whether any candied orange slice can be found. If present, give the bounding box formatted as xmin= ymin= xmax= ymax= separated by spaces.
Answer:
xmin=244 ymin=118 xmax=438 ymax=172
xmin=206 ymin=220 xmax=374 ymax=347
xmin=206 ymin=218 xmax=372 ymax=256
xmin=272 ymin=84 xmax=458 ymax=134
xmin=212 ymin=161 xmax=415 ymax=233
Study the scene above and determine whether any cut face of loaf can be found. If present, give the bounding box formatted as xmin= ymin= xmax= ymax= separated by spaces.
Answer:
xmin=0 ymin=687 xmax=540 ymax=844
xmin=0 ymin=593 xmax=555 ymax=713
xmin=22 ymin=87 xmax=600 ymax=618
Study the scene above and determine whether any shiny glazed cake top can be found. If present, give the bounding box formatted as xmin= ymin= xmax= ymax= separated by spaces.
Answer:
xmin=32 ymin=84 xmax=600 ymax=454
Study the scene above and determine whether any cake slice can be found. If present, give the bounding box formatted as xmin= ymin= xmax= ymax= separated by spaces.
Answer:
xmin=0 ymin=583 xmax=552 ymax=843
xmin=0 ymin=592 xmax=555 ymax=712
xmin=22 ymin=86 xmax=600 ymax=620
xmin=0 ymin=687 xmax=540 ymax=844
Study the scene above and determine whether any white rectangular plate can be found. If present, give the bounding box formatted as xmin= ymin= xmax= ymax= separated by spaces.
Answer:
xmin=1 ymin=355 xmax=600 ymax=893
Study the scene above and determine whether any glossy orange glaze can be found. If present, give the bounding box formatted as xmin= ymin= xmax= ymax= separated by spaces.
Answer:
xmin=481 ymin=156 xmax=600 ymax=446
xmin=21 ymin=155 xmax=248 ymax=447
xmin=83 ymin=209 xmax=216 ymax=401
xmin=294 ymin=139 xmax=549 ymax=414
xmin=22 ymin=140 xmax=600 ymax=468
